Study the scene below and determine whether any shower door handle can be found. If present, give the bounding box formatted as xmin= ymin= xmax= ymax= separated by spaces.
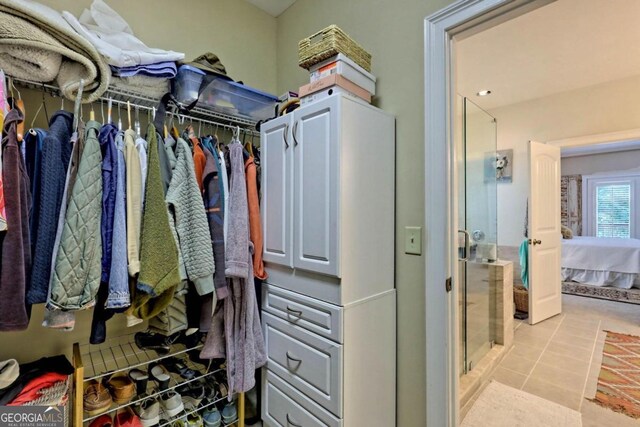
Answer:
xmin=458 ymin=230 xmax=471 ymax=261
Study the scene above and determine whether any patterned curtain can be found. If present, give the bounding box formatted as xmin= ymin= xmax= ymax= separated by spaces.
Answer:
xmin=561 ymin=175 xmax=582 ymax=235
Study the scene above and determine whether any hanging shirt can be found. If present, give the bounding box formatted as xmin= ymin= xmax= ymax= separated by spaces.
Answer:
xmin=125 ymin=130 xmax=142 ymax=276
xmin=218 ymin=148 xmax=230 ymax=244
xmin=0 ymin=108 xmax=31 ymax=331
xmin=135 ymin=136 xmax=147 ymax=211
xmin=106 ymin=132 xmax=129 ymax=308
xmin=26 ymin=111 xmax=73 ymax=305
xmin=98 ymin=123 xmax=119 ymax=284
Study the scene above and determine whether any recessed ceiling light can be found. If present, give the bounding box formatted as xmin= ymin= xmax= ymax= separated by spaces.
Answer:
xmin=477 ymin=90 xmax=492 ymax=96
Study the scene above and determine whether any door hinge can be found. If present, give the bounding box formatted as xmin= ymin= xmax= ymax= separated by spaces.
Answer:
xmin=445 ymin=277 xmax=452 ymax=292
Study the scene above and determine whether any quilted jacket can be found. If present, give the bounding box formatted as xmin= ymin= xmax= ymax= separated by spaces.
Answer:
xmin=166 ymin=137 xmax=215 ymax=296
xmin=48 ymin=120 xmax=103 ymax=310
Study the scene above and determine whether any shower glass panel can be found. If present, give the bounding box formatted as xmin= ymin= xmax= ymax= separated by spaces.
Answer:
xmin=459 ymin=98 xmax=498 ymax=374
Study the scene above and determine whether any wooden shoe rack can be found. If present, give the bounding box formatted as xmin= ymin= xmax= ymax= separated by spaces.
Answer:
xmin=72 ymin=334 xmax=245 ymax=426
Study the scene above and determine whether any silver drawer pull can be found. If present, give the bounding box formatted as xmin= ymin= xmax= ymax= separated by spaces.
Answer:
xmin=286 ymin=305 xmax=303 ymax=317
xmin=286 ymin=352 xmax=302 ymax=363
xmin=286 ymin=413 xmax=302 ymax=427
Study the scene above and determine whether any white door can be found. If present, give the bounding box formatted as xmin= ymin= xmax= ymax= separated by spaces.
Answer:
xmin=292 ymin=96 xmax=340 ymax=277
xmin=528 ymin=140 xmax=562 ymax=324
xmin=261 ymin=114 xmax=294 ymax=268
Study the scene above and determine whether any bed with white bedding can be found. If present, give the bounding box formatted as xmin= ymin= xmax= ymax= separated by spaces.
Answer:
xmin=562 ymin=236 xmax=640 ymax=289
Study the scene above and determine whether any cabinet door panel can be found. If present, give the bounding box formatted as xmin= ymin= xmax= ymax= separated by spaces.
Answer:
xmin=293 ymin=97 xmax=340 ymax=277
xmin=261 ymin=115 xmax=294 ymax=268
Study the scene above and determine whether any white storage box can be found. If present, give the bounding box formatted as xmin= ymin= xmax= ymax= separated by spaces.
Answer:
xmin=309 ymin=53 xmax=376 ymax=95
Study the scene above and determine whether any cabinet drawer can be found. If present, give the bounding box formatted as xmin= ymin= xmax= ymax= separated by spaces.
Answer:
xmin=263 ymin=370 xmax=342 ymax=427
xmin=263 ymin=312 xmax=343 ymax=417
xmin=263 ymin=284 xmax=343 ymax=343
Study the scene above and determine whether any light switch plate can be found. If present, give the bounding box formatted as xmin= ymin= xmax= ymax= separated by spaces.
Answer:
xmin=405 ymin=226 xmax=422 ymax=255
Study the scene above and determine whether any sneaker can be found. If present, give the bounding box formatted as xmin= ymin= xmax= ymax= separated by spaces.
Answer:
xmin=202 ymin=406 xmax=221 ymax=427
xmin=221 ymin=402 xmax=237 ymax=425
xmin=186 ymin=413 xmax=203 ymax=427
xmin=160 ymin=391 xmax=184 ymax=418
xmin=134 ymin=397 xmax=160 ymax=427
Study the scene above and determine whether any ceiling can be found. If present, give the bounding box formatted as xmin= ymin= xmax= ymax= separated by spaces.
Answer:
xmin=561 ymin=140 xmax=640 ymax=157
xmin=456 ymin=0 xmax=640 ymax=110
xmin=244 ymin=0 xmax=297 ymax=17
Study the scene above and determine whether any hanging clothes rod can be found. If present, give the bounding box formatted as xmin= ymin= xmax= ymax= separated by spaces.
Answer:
xmin=9 ymin=76 xmax=261 ymax=134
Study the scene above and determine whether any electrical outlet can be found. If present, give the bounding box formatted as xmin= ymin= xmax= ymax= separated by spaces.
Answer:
xmin=405 ymin=226 xmax=422 ymax=255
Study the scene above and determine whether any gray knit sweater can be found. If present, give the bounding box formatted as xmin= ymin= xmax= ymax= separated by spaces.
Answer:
xmin=165 ymin=137 xmax=214 ymax=295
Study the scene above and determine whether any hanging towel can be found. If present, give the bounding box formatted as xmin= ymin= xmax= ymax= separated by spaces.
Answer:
xmin=105 ymin=132 xmax=129 ymax=308
xmin=0 ymin=108 xmax=31 ymax=331
xmin=519 ymin=239 xmax=529 ymax=289
xmin=165 ymin=137 xmax=215 ymax=295
xmin=26 ymin=111 xmax=73 ymax=305
xmin=47 ymin=120 xmax=103 ymax=311
xmin=135 ymin=125 xmax=180 ymax=298
xmin=62 ymin=0 xmax=184 ymax=67
xmin=0 ymin=0 xmax=109 ymax=102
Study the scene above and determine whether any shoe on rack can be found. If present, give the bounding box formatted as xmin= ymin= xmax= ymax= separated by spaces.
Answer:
xmin=135 ymin=332 xmax=172 ymax=354
xmin=89 ymin=414 xmax=114 ymax=427
xmin=149 ymin=363 xmax=171 ymax=390
xmin=221 ymin=402 xmax=237 ymax=425
xmin=202 ymin=406 xmax=221 ymax=427
xmin=171 ymin=420 xmax=186 ymax=427
xmin=163 ymin=357 xmax=197 ymax=380
xmin=134 ymin=397 xmax=160 ymax=427
xmin=105 ymin=373 xmax=136 ymax=405
xmin=160 ymin=390 xmax=184 ymax=418
xmin=129 ymin=368 xmax=149 ymax=396
xmin=114 ymin=407 xmax=143 ymax=427
xmin=186 ymin=412 xmax=204 ymax=427
xmin=84 ymin=380 xmax=113 ymax=417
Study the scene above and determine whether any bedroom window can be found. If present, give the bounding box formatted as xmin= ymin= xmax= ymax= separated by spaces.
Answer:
xmin=584 ymin=173 xmax=639 ymax=239
xmin=595 ymin=184 xmax=631 ymax=238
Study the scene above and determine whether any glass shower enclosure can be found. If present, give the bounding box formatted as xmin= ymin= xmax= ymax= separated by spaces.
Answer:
xmin=458 ymin=98 xmax=498 ymax=374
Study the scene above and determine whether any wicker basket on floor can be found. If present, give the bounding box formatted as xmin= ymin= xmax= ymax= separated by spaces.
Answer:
xmin=298 ymin=25 xmax=372 ymax=71
xmin=514 ymin=285 xmax=529 ymax=313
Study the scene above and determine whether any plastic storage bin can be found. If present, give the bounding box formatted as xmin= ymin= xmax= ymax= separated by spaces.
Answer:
xmin=199 ymin=78 xmax=278 ymax=121
xmin=174 ymin=65 xmax=205 ymax=106
xmin=173 ymin=65 xmax=278 ymax=121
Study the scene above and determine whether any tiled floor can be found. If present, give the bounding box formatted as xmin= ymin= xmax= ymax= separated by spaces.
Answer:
xmin=491 ymin=293 xmax=640 ymax=426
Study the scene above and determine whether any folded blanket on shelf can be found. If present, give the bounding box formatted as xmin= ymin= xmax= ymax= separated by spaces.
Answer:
xmin=62 ymin=0 xmax=184 ymax=67
xmin=110 ymin=75 xmax=170 ymax=100
xmin=0 ymin=0 xmax=109 ymax=103
xmin=111 ymin=61 xmax=177 ymax=78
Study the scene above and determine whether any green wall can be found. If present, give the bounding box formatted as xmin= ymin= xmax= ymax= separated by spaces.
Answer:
xmin=276 ymin=1 xmax=454 ymax=425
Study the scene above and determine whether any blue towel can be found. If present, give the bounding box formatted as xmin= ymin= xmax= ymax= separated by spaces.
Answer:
xmin=519 ymin=239 xmax=529 ymax=289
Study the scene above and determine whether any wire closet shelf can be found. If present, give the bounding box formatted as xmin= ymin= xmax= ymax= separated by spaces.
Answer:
xmin=10 ymin=77 xmax=260 ymax=137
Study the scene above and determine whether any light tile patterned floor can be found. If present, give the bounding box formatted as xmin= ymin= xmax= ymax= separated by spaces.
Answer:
xmin=492 ymin=294 xmax=640 ymax=426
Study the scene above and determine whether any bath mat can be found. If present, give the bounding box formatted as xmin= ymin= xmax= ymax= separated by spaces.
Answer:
xmin=462 ymin=381 xmax=582 ymax=427
xmin=562 ymin=282 xmax=640 ymax=305
xmin=590 ymin=331 xmax=640 ymax=418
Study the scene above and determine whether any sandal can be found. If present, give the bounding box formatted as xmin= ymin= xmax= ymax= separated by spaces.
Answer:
xmin=163 ymin=357 xmax=197 ymax=380
xmin=149 ymin=363 xmax=171 ymax=390
xmin=128 ymin=368 xmax=149 ymax=396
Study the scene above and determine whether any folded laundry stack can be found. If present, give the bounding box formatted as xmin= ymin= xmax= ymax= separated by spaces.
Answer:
xmin=0 ymin=0 xmax=110 ymax=102
xmin=297 ymin=25 xmax=375 ymax=105
xmin=62 ymin=0 xmax=184 ymax=99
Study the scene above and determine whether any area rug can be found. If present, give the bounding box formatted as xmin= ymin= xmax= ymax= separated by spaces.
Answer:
xmin=461 ymin=381 xmax=582 ymax=427
xmin=590 ymin=331 xmax=640 ymax=418
xmin=562 ymin=282 xmax=640 ymax=305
